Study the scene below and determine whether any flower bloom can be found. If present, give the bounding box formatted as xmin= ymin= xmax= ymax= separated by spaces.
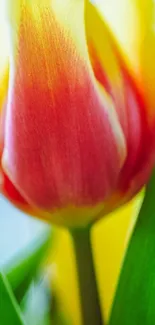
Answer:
xmin=0 ymin=0 xmax=155 ymax=227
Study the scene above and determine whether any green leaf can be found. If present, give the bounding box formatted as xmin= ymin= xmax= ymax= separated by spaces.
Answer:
xmin=0 ymin=272 xmax=25 ymax=325
xmin=5 ymin=228 xmax=52 ymax=301
xmin=109 ymin=170 xmax=155 ymax=325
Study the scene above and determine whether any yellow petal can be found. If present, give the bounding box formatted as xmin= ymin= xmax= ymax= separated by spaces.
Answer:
xmin=86 ymin=1 xmax=126 ymax=120
xmin=0 ymin=1 xmax=9 ymax=109
xmin=95 ymin=0 xmax=155 ymax=120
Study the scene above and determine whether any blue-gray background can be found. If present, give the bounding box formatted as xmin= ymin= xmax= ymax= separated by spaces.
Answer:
xmin=0 ymin=195 xmax=48 ymax=268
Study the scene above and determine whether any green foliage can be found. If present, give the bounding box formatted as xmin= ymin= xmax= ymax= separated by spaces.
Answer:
xmin=0 ymin=272 xmax=26 ymax=325
xmin=109 ymin=170 xmax=155 ymax=325
xmin=5 ymin=228 xmax=52 ymax=301
xmin=0 ymin=215 xmax=53 ymax=325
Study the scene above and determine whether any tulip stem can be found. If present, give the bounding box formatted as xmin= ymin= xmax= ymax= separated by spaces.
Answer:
xmin=70 ymin=226 xmax=103 ymax=325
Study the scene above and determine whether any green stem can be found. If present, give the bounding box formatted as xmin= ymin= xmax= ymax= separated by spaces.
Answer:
xmin=70 ymin=226 xmax=103 ymax=325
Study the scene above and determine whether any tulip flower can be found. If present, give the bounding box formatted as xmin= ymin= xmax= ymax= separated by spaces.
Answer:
xmin=0 ymin=0 xmax=155 ymax=227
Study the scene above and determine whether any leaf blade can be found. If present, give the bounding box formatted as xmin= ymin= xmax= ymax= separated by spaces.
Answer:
xmin=109 ymin=170 xmax=155 ymax=325
xmin=0 ymin=271 xmax=26 ymax=325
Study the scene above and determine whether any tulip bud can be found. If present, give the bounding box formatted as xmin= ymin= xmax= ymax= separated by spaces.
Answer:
xmin=0 ymin=0 xmax=154 ymax=227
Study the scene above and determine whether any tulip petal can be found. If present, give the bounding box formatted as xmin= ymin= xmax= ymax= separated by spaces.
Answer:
xmin=0 ymin=23 xmax=9 ymax=110
xmin=86 ymin=3 xmax=153 ymax=202
xmin=0 ymin=4 xmax=9 ymax=131
xmin=0 ymin=4 xmax=9 ymax=191
xmin=3 ymin=0 xmax=126 ymax=224
xmin=95 ymin=0 xmax=155 ymax=198
xmin=95 ymin=0 xmax=155 ymax=121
